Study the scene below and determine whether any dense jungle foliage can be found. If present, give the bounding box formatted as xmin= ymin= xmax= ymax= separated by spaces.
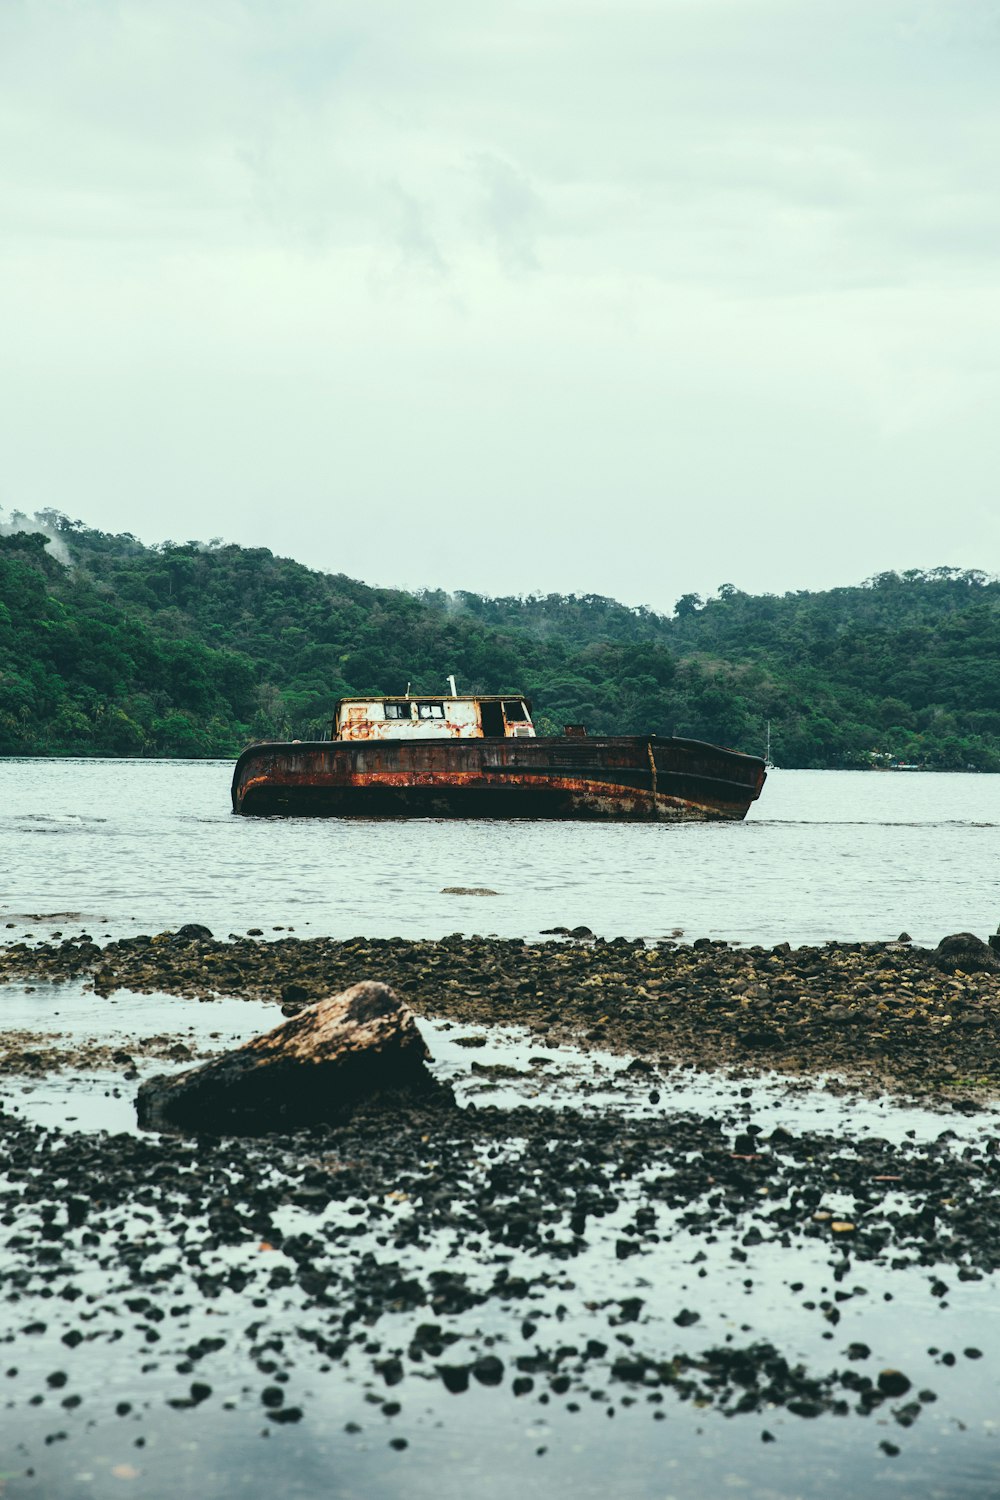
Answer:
xmin=1 ymin=511 xmax=998 ymax=768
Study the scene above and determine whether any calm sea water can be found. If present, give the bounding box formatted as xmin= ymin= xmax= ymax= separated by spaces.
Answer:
xmin=2 ymin=758 xmax=999 ymax=948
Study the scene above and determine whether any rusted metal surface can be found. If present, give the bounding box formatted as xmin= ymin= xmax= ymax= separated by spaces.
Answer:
xmin=232 ymin=735 xmax=766 ymax=822
xmin=334 ymin=695 xmax=535 ymax=742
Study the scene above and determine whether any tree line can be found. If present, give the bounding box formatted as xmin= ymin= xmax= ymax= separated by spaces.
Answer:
xmin=0 ymin=512 xmax=997 ymax=769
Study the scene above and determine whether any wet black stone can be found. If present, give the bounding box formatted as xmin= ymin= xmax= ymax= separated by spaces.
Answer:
xmin=472 ymin=1356 xmax=504 ymax=1387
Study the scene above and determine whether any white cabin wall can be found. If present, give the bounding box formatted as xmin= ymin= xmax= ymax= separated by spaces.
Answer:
xmin=337 ymin=700 xmax=483 ymax=741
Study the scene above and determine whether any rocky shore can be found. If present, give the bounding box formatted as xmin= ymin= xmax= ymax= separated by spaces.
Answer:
xmin=3 ymin=1079 xmax=998 ymax=1467
xmin=3 ymin=927 xmax=1000 ymax=1095
xmin=3 ymin=927 xmax=1000 ymax=1493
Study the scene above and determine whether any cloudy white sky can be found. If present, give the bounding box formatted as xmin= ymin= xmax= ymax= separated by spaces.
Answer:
xmin=2 ymin=0 xmax=998 ymax=612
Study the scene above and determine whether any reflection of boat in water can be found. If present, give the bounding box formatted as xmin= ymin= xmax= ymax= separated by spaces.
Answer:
xmin=231 ymin=691 xmax=767 ymax=821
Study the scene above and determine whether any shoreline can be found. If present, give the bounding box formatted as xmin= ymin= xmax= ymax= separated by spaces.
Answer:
xmin=2 ymin=929 xmax=999 ymax=1100
xmin=3 ymin=928 xmax=1000 ymax=1491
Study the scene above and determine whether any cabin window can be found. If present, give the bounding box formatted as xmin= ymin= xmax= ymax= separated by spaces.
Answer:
xmin=383 ymin=702 xmax=412 ymax=719
xmin=503 ymin=699 xmax=527 ymax=721
xmin=480 ymin=700 xmax=505 ymax=736
xmin=417 ymin=702 xmax=445 ymax=719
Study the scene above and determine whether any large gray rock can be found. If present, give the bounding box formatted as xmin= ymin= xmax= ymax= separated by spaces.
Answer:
xmin=136 ymin=981 xmax=448 ymax=1134
xmin=932 ymin=933 xmax=1000 ymax=975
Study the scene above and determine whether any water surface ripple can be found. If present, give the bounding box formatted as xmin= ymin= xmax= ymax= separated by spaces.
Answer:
xmin=2 ymin=760 xmax=999 ymax=945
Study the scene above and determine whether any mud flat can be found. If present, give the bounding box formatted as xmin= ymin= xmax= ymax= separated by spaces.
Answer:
xmin=3 ymin=930 xmax=1000 ymax=1498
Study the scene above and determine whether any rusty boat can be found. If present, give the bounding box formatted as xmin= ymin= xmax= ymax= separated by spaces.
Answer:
xmin=231 ymin=690 xmax=766 ymax=821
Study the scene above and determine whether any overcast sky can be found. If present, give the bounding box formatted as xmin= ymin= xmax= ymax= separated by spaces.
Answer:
xmin=2 ymin=0 xmax=998 ymax=613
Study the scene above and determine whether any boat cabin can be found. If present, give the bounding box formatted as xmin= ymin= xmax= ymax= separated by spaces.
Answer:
xmin=333 ymin=695 xmax=536 ymax=741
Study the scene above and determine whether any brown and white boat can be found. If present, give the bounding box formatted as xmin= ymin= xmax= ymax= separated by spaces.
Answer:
xmin=231 ymin=689 xmax=766 ymax=821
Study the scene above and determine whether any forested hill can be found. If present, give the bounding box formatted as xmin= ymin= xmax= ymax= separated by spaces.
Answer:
xmin=1 ymin=512 xmax=998 ymax=769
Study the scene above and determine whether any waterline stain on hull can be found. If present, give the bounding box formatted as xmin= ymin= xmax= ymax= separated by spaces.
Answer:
xmin=231 ymin=736 xmax=767 ymax=822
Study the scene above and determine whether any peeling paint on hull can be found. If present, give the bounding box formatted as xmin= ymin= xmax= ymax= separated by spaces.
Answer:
xmin=231 ymin=736 xmax=766 ymax=822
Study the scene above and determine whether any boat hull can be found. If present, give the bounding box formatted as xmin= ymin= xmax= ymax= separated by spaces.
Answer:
xmin=231 ymin=736 xmax=766 ymax=822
